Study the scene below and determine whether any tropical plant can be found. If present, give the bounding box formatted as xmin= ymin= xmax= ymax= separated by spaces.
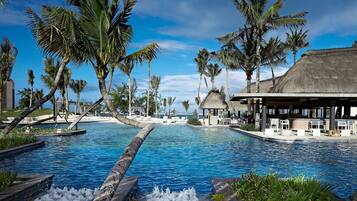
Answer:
xmin=195 ymin=96 xmax=200 ymax=118
xmin=182 ymin=100 xmax=190 ymax=117
xmin=69 ymin=79 xmax=87 ymax=114
xmin=146 ymin=60 xmax=152 ymax=117
xmin=261 ymin=37 xmax=287 ymax=87
xmin=58 ymin=66 xmax=71 ymax=118
xmin=119 ymin=59 xmax=135 ymax=116
xmin=151 ymin=75 xmax=161 ymax=118
xmin=194 ymin=49 xmax=210 ymax=101
xmin=227 ymin=0 xmax=306 ymax=92
xmin=17 ymin=88 xmax=44 ymax=109
xmin=4 ymin=5 xmax=83 ymax=134
xmin=0 ymin=38 xmax=17 ymax=119
xmin=0 ymin=172 xmax=16 ymax=188
xmin=112 ymin=80 xmax=138 ymax=114
xmin=27 ymin=69 xmax=35 ymax=108
xmin=41 ymin=58 xmax=59 ymax=120
xmin=167 ymin=97 xmax=176 ymax=118
xmin=285 ymin=28 xmax=309 ymax=64
xmin=187 ymin=117 xmax=201 ymax=126
xmin=205 ymin=64 xmax=222 ymax=89
xmin=163 ymin=98 xmax=167 ymax=116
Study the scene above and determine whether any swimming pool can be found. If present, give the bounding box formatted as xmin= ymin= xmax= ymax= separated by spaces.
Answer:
xmin=1 ymin=123 xmax=357 ymax=199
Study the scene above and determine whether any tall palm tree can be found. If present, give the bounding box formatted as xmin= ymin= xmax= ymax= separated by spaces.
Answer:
xmin=27 ymin=69 xmax=35 ymax=108
xmin=285 ymin=28 xmax=309 ymax=64
xmin=182 ymin=100 xmax=189 ymax=118
xmin=119 ymin=59 xmax=135 ymax=116
xmin=33 ymin=89 xmax=44 ymax=109
xmin=4 ymin=6 xmax=82 ymax=134
xmin=194 ymin=49 xmax=210 ymax=101
xmin=262 ymin=37 xmax=287 ymax=87
xmin=167 ymin=97 xmax=176 ymax=118
xmin=0 ymin=38 xmax=17 ymax=119
xmin=146 ymin=60 xmax=152 ymax=117
xmin=151 ymin=75 xmax=161 ymax=118
xmin=41 ymin=58 xmax=60 ymax=121
xmin=58 ymin=66 xmax=71 ymax=119
xmin=163 ymin=98 xmax=167 ymax=116
xmin=205 ymin=64 xmax=222 ymax=90
xmin=230 ymin=0 xmax=306 ymax=92
xmin=69 ymin=79 xmax=87 ymax=114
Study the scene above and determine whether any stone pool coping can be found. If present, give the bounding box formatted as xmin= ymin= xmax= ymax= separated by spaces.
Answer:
xmin=34 ymin=129 xmax=86 ymax=137
xmin=0 ymin=174 xmax=53 ymax=201
xmin=231 ymin=127 xmax=357 ymax=143
xmin=0 ymin=141 xmax=45 ymax=160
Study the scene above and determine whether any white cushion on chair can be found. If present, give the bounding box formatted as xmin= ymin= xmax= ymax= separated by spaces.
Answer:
xmin=341 ymin=130 xmax=351 ymax=137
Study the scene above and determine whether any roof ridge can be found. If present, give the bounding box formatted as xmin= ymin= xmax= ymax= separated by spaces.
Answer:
xmin=303 ymin=47 xmax=357 ymax=56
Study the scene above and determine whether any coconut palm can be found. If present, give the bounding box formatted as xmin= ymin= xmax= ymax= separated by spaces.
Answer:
xmin=119 ymin=59 xmax=135 ymax=116
xmin=167 ymin=97 xmax=176 ymax=118
xmin=285 ymin=28 xmax=309 ymax=64
xmin=151 ymin=75 xmax=161 ymax=118
xmin=27 ymin=69 xmax=35 ymax=108
xmin=33 ymin=89 xmax=44 ymax=109
xmin=163 ymin=98 xmax=167 ymax=116
xmin=227 ymin=0 xmax=306 ymax=92
xmin=182 ymin=100 xmax=190 ymax=117
xmin=146 ymin=60 xmax=152 ymax=117
xmin=69 ymin=79 xmax=87 ymax=114
xmin=194 ymin=49 xmax=210 ymax=101
xmin=58 ymin=66 xmax=71 ymax=119
xmin=205 ymin=64 xmax=222 ymax=90
xmin=4 ymin=6 xmax=82 ymax=134
xmin=0 ymin=38 xmax=17 ymax=119
xmin=41 ymin=58 xmax=61 ymax=121
xmin=262 ymin=37 xmax=287 ymax=87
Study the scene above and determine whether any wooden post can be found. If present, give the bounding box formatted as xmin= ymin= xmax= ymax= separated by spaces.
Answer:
xmin=329 ymin=106 xmax=336 ymax=131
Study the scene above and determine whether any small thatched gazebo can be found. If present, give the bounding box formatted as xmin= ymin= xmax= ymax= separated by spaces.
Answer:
xmin=200 ymin=90 xmax=228 ymax=125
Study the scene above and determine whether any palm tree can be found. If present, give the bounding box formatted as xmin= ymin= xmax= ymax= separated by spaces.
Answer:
xmin=69 ymin=79 xmax=87 ymax=114
xmin=194 ymin=49 xmax=210 ymax=101
xmin=27 ymin=69 xmax=35 ymax=108
xmin=33 ymin=89 xmax=44 ymax=109
xmin=182 ymin=100 xmax=189 ymax=118
xmin=4 ymin=6 xmax=82 ymax=134
xmin=195 ymin=96 xmax=200 ymax=118
xmin=119 ymin=59 xmax=135 ymax=116
xmin=163 ymin=98 xmax=167 ymax=116
xmin=167 ymin=97 xmax=176 ymax=118
xmin=151 ymin=75 xmax=161 ymax=118
xmin=146 ymin=60 xmax=152 ymax=117
xmin=0 ymin=38 xmax=17 ymax=119
xmin=229 ymin=0 xmax=306 ymax=92
xmin=58 ymin=66 xmax=71 ymax=119
xmin=262 ymin=37 xmax=287 ymax=87
xmin=205 ymin=64 xmax=222 ymax=90
xmin=41 ymin=58 xmax=61 ymax=121
xmin=285 ymin=28 xmax=309 ymax=64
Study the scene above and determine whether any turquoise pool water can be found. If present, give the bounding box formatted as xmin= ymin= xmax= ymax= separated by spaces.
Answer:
xmin=1 ymin=123 xmax=357 ymax=199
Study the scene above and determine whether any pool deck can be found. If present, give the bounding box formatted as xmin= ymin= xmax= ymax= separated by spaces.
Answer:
xmin=231 ymin=127 xmax=357 ymax=143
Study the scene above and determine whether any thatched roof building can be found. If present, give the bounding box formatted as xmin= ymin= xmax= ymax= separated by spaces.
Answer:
xmin=200 ymin=90 xmax=228 ymax=110
xmin=241 ymin=76 xmax=282 ymax=93
xmin=271 ymin=47 xmax=357 ymax=93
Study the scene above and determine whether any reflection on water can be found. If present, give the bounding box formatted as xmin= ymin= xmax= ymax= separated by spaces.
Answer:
xmin=1 ymin=123 xmax=357 ymax=198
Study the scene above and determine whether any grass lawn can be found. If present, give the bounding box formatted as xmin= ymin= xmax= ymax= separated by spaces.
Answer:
xmin=0 ymin=172 xmax=16 ymax=188
xmin=213 ymin=173 xmax=336 ymax=201
xmin=1 ymin=109 xmax=52 ymax=121
xmin=0 ymin=134 xmax=37 ymax=150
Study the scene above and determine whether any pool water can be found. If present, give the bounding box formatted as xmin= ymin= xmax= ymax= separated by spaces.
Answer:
xmin=2 ymin=123 xmax=357 ymax=199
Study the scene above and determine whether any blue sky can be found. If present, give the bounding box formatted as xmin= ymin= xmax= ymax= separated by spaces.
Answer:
xmin=1 ymin=0 xmax=357 ymax=112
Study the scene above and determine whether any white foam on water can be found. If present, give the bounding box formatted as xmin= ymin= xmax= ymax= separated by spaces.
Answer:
xmin=146 ymin=186 xmax=199 ymax=201
xmin=35 ymin=186 xmax=98 ymax=201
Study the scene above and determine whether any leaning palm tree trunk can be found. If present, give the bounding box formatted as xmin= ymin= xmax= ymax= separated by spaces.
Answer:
xmin=68 ymin=97 xmax=104 ymax=130
xmin=3 ymin=57 xmax=69 ymax=134
xmin=94 ymin=77 xmax=155 ymax=201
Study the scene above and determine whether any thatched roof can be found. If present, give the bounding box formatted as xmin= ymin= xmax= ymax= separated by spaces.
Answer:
xmin=200 ymin=90 xmax=228 ymax=109
xmin=272 ymin=47 xmax=357 ymax=93
xmin=240 ymin=76 xmax=282 ymax=93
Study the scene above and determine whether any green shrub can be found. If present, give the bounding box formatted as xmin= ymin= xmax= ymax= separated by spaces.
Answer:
xmin=0 ymin=134 xmax=37 ymax=150
xmin=2 ymin=109 xmax=52 ymax=119
xmin=187 ymin=118 xmax=202 ymax=126
xmin=240 ymin=124 xmax=259 ymax=131
xmin=212 ymin=194 xmax=226 ymax=201
xmin=230 ymin=173 xmax=335 ymax=201
xmin=0 ymin=172 xmax=17 ymax=188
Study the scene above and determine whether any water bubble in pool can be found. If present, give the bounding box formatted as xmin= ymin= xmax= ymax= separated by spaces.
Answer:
xmin=146 ymin=186 xmax=199 ymax=201
xmin=35 ymin=186 xmax=97 ymax=201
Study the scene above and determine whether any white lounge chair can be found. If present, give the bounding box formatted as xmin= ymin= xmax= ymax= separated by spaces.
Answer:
xmin=270 ymin=118 xmax=280 ymax=133
xmin=265 ymin=128 xmax=275 ymax=136
xmin=312 ymin=129 xmax=321 ymax=137
xmin=297 ymin=129 xmax=306 ymax=137
xmin=341 ymin=129 xmax=351 ymax=137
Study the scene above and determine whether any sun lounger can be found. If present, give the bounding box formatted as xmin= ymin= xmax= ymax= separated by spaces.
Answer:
xmin=341 ymin=129 xmax=351 ymax=137
xmin=265 ymin=129 xmax=275 ymax=136
xmin=297 ymin=129 xmax=306 ymax=137
xmin=270 ymin=118 xmax=280 ymax=132
xmin=312 ymin=129 xmax=321 ymax=137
